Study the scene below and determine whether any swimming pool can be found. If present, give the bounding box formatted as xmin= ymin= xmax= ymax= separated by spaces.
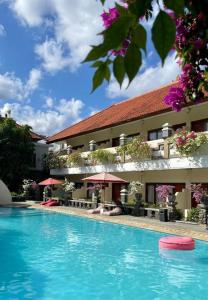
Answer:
xmin=0 ymin=208 xmax=208 ymax=300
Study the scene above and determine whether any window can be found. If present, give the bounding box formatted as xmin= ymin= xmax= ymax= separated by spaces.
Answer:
xmin=97 ymin=139 xmax=110 ymax=148
xmin=191 ymin=119 xmax=208 ymax=132
xmin=75 ymin=182 xmax=84 ymax=189
xmin=72 ymin=144 xmax=84 ymax=151
xmin=97 ymin=139 xmax=110 ymax=145
xmin=172 ymin=123 xmax=186 ymax=132
xmin=127 ymin=132 xmax=140 ymax=142
xmin=148 ymin=129 xmax=162 ymax=141
xmin=112 ymin=137 xmax=120 ymax=147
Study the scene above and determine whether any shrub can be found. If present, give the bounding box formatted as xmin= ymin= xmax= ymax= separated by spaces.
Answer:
xmin=67 ymin=152 xmax=82 ymax=167
xmin=186 ymin=208 xmax=200 ymax=222
xmin=45 ymin=152 xmax=61 ymax=169
xmin=117 ymin=136 xmax=152 ymax=161
xmin=90 ymin=149 xmax=116 ymax=165
xmin=128 ymin=181 xmax=143 ymax=195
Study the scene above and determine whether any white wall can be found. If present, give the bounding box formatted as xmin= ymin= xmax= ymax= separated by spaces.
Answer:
xmin=0 ymin=180 xmax=12 ymax=204
xmin=34 ymin=142 xmax=49 ymax=170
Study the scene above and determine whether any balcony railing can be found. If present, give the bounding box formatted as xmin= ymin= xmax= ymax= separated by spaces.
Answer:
xmin=50 ymin=142 xmax=197 ymax=168
xmin=49 ymin=132 xmax=208 ymax=173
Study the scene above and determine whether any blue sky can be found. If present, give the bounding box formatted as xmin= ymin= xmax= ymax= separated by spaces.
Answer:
xmin=0 ymin=0 xmax=179 ymax=136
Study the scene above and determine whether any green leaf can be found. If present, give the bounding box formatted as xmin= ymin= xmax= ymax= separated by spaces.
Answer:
xmin=132 ymin=24 xmax=147 ymax=53
xmin=115 ymin=3 xmax=129 ymax=17
xmin=105 ymin=69 xmax=110 ymax=82
xmin=91 ymin=59 xmax=112 ymax=68
xmin=103 ymin=16 xmax=134 ymax=50
xmin=152 ymin=10 xmax=176 ymax=64
xmin=113 ymin=56 xmax=125 ymax=87
xmin=83 ymin=44 xmax=107 ymax=63
xmin=91 ymin=61 xmax=103 ymax=68
xmin=100 ymin=0 xmax=106 ymax=4
xmin=124 ymin=44 xmax=141 ymax=84
xmin=129 ymin=0 xmax=152 ymax=18
xmin=164 ymin=0 xmax=185 ymax=15
xmin=91 ymin=63 xmax=110 ymax=92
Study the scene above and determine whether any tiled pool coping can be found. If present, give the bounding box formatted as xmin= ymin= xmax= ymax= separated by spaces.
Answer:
xmin=25 ymin=203 xmax=208 ymax=242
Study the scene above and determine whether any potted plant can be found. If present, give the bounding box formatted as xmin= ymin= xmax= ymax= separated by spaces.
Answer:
xmin=128 ymin=181 xmax=144 ymax=216
xmin=188 ymin=184 xmax=208 ymax=225
xmin=22 ymin=179 xmax=34 ymax=200
xmin=62 ymin=178 xmax=76 ymax=204
xmin=156 ymin=185 xmax=175 ymax=207
xmin=87 ymin=184 xmax=102 ymax=207
xmin=128 ymin=181 xmax=143 ymax=201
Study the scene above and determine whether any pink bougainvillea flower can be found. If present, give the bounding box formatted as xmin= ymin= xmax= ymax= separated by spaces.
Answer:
xmin=164 ymin=87 xmax=186 ymax=112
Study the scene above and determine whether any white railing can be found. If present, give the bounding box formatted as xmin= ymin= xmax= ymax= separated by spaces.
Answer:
xmin=50 ymin=132 xmax=208 ymax=174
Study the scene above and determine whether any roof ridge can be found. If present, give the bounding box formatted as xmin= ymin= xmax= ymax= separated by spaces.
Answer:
xmin=48 ymin=104 xmax=115 ymax=139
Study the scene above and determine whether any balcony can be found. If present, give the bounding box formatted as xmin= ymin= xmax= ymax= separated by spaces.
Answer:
xmin=50 ymin=133 xmax=208 ymax=175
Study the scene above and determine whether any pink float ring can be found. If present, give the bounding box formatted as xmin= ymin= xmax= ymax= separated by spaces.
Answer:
xmin=159 ymin=236 xmax=195 ymax=250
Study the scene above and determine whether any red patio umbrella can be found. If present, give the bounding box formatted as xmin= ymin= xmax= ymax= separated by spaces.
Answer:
xmin=38 ymin=178 xmax=63 ymax=185
xmin=82 ymin=172 xmax=127 ymax=203
xmin=82 ymin=172 xmax=127 ymax=184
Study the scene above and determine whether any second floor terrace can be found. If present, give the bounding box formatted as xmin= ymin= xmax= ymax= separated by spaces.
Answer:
xmin=49 ymin=128 xmax=208 ymax=175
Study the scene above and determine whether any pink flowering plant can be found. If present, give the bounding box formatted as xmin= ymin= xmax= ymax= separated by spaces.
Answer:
xmin=84 ymin=0 xmax=207 ymax=107
xmin=156 ymin=185 xmax=175 ymax=203
xmin=170 ymin=128 xmax=207 ymax=156
xmin=164 ymin=12 xmax=208 ymax=112
xmin=188 ymin=184 xmax=208 ymax=204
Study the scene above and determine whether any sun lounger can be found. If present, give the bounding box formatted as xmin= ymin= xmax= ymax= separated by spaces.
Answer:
xmin=87 ymin=203 xmax=104 ymax=214
xmin=101 ymin=206 xmax=122 ymax=216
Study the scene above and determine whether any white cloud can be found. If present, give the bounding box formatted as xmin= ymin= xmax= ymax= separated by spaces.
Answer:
xmin=10 ymin=0 xmax=53 ymax=26
xmin=45 ymin=96 xmax=54 ymax=108
xmin=106 ymin=53 xmax=181 ymax=99
xmin=0 ymin=73 xmax=24 ymax=100
xmin=0 ymin=24 xmax=6 ymax=36
xmin=9 ymin=0 xmax=116 ymax=72
xmin=35 ymin=39 xmax=71 ymax=73
xmin=0 ymin=98 xmax=84 ymax=135
xmin=0 ymin=68 xmax=42 ymax=101
xmin=26 ymin=68 xmax=42 ymax=92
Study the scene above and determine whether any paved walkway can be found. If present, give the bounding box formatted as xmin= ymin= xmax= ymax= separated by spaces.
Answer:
xmin=25 ymin=203 xmax=208 ymax=242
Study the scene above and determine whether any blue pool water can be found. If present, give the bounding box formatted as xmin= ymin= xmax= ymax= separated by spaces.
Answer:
xmin=0 ymin=208 xmax=208 ymax=300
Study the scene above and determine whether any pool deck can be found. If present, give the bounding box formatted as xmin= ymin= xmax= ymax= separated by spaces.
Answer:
xmin=14 ymin=203 xmax=207 ymax=242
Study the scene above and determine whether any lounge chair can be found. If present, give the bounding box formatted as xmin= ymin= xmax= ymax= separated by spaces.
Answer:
xmin=87 ymin=203 xmax=104 ymax=214
xmin=101 ymin=206 xmax=122 ymax=216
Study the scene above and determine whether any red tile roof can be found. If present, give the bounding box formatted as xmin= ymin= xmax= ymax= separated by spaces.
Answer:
xmin=30 ymin=131 xmax=45 ymax=141
xmin=47 ymin=82 xmax=178 ymax=143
